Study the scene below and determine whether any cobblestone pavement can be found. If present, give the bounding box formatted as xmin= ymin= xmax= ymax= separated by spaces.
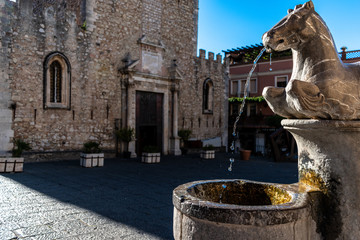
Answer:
xmin=0 ymin=153 xmax=298 ymax=239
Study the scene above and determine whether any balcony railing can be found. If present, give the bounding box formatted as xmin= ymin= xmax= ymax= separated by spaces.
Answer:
xmin=339 ymin=48 xmax=360 ymax=61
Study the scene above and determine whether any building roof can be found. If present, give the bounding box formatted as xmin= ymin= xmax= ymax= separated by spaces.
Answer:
xmin=223 ymin=43 xmax=292 ymax=65
xmin=224 ymin=43 xmax=360 ymax=65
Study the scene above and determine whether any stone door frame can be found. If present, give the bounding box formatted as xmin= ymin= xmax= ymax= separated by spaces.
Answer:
xmin=126 ymin=75 xmax=170 ymax=155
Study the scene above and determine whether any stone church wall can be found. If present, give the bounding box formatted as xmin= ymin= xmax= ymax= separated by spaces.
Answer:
xmin=0 ymin=1 xmax=15 ymax=156
xmin=1 ymin=0 xmax=227 ymax=158
xmin=179 ymin=49 xmax=228 ymax=146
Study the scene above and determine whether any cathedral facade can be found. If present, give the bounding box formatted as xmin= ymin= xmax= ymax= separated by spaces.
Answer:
xmin=0 ymin=0 xmax=227 ymax=159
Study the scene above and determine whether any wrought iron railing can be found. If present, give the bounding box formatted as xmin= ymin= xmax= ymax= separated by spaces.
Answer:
xmin=339 ymin=49 xmax=360 ymax=61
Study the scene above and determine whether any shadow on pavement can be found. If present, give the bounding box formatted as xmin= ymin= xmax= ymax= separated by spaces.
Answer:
xmin=3 ymin=153 xmax=298 ymax=239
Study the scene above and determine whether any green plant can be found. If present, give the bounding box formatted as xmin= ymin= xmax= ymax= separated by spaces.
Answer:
xmin=80 ymin=20 xmax=87 ymax=31
xmin=115 ymin=127 xmax=135 ymax=152
xmin=178 ymin=129 xmax=191 ymax=141
xmin=143 ymin=145 xmax=159 ymax=153
xmin=242 ymin=48 xmax=292 ymax=63
xmin=12 ymin=139 xmax=31 ymax=157
xmin=229 ymin=96 xmax=265 ymax=103
xmin=83 ymin=141 xmax=102 ymax=153
xmin=202 ymin=144 xmax=215 ymax=151
xmin=115 ymin=127 xmax=135 ymax=143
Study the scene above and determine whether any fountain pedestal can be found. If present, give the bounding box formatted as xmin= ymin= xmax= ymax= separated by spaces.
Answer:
xmin=283 ymin=119 xmax=360 ymax=239
xmin=173 ymin=179 xmax=319 ymax=240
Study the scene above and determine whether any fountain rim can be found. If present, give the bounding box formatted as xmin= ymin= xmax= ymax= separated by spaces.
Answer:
xmin=282 ymin=119 xmax=360 ymax=131
xmin=173 ymin=179 xmax=309 ymax=226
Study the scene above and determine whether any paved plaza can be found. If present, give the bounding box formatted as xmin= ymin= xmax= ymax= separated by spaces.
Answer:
xmin=0 ymin=153 xmax=298 ymax=239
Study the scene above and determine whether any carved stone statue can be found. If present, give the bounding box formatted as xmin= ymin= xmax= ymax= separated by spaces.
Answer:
xmin=262 ymin=0 xmax=360 ymax=120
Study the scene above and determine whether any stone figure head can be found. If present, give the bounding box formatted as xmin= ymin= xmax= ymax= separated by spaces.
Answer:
xmin=262 ymin=1 xmax=317 ymax=52
xmin=261 ymin=1 xmax=360 ymax=120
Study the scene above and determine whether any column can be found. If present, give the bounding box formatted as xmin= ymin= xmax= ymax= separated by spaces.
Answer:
xmin=170 ymin=86 xmax=181 ymax=155
xmin=126 ymin=82 xmax=137 ymax=158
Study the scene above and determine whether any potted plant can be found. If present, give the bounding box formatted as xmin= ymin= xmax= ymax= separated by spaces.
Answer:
xmin=115 ymin=127 xmax=135 ymax=158
xmin=0 ymin=139 xmax=31 ymax=173
xmin=141 ymin=145 xmax=160 ymax=163
xmin=80 ymin=141 xmax=104 ymax=167
xmin=200 ymin=144 xmax=215 ymax=159
xmin=240 ymin=149 xmax=252 ymax=160
xmin=238 ymin=138 xmax=252 ymax=161
xmin=178 ymin=129 xmax=191 ymax=155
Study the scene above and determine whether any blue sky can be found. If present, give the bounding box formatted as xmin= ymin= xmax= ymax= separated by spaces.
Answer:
xmin=198 ymin=0 xmax=360 ymax=56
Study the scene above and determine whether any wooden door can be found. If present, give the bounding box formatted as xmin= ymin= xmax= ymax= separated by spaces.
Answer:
xmin=136 ymin=91 xmax=163 ymax=155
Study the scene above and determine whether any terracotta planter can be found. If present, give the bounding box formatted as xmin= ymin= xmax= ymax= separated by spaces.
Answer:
xmin=80 ymin=153 xmax=104 ymax=167
xmin=240 ymin=150 xmax=251 ymax=160
xmin=0 ymin=158 xmax=24 ymax=172
xmin=142 ymin=153 xmax=160 ymax=163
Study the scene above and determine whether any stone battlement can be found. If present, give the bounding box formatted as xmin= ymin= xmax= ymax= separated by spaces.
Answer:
xmin=198 ymin=49 xmax=222 ymax=63
xmin=196 ymin=49 xmax=224 ymax=74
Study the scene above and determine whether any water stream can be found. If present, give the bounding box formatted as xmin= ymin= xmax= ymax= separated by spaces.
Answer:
xmin=228 ymin=47 xmax=267 ymax=171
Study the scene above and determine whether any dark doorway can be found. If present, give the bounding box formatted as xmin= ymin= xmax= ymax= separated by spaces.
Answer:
xmin=136 ymin=91 xmax=163 ymax=155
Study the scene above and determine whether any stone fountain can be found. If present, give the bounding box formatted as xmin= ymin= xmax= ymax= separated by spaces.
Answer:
xmin=173 ymin=1 xmax=360 ymax=239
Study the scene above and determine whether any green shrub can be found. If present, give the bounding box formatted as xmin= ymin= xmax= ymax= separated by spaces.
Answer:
xmin=178 ymin=129 xmax=191 ymax=141
xmin=12 ymin=139 xmax=31 ymax=157
xmin=115 ymin=127 xmax=135 ymax=143
xmin=83 ymin=141 xmax=102 ymax=153
xmin=202 ymin=144 xmax=215 ymax=151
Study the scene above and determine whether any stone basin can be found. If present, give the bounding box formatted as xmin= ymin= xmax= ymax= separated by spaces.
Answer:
xmin=173 ymin=179 xmax=318 ymax=240
xmin=186 ymin=180 xmax=292 ymax=206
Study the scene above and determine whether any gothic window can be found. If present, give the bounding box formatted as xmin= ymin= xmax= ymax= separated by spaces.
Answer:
xmin=49 ymin=61 xmax=62 ymax=103
xmin=203 ymin=78 xmax=213 ymax=114
xmin=44 ymin=52 xmax=71 ymax=109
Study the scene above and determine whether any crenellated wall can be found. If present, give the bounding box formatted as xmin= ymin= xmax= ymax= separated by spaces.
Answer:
xmin=178 ymin=49 xmax=228 ymax=146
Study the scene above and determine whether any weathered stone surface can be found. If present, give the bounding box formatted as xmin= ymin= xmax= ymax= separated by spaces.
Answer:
xmin=0 ymin=0 xmax=227 ymax=157
xmin=173 ymin=179 xmax=320 ymax=240
xmin=0 ymin=1 xmax=15 ymax=156
xmin=283 ymin=119 xmax=360 ymax=239
xmin=262 ymin=1 xmax=360 ymax=120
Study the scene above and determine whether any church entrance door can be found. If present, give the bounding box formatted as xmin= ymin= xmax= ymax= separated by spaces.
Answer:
xmin=136 ymin=91 xmax=163 ymax=155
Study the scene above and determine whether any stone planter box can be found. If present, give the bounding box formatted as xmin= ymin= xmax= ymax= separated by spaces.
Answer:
xmin=200 ymin=150 xmax=215 ymax=159
xmin=0 ymin=158 xmax=24 ymax=173
xmin=80 ymin=153 xmax=104 ymax=167
xmin=141 ymin=153 xmax=160 ymax=163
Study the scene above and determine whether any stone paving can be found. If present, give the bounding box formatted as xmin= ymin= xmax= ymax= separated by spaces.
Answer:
xmin=0 ymin=153 xmax=298 ymax=239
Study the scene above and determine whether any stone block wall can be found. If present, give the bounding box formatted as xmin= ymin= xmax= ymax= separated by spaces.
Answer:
xmin=0 ymin=1 xmax=15 ymax=155
xmin=1 ymin=0 xmax=227 ymax=157
xmin=7 ymin=0 xmax=116 ymax=152
xmin=178 ymin=49 xmax=228 ymax=146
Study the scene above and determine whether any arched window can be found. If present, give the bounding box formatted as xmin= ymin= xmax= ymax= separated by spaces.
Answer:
xmin=44 ymin=52 xmax=71 ymax=109
xmin=49 ymin=61 xmax=62 ymax=103
xmin=203 ymin=78 xmax=213 ymax=114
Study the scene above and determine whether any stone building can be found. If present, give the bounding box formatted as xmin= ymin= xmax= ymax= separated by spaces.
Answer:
xmin=0 ymin=0 xmax=228 ymax=159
